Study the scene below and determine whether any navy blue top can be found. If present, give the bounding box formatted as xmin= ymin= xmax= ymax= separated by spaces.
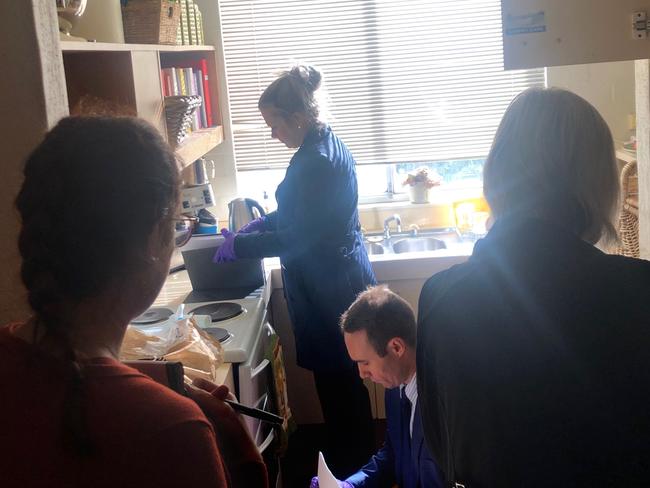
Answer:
xmin=417 ymin=217 xmax=650 ymax=486
xmin=235 ymin=125 xmax=376 ymax=371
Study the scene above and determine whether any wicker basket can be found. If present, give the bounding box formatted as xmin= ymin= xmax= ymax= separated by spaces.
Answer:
xmin=616 ymin=160 xmax=640 ymax=258
xmin=164 ymin=95 xmax=202 ymax=146
xmin=122 ymin=0 xmax=181 ymax=45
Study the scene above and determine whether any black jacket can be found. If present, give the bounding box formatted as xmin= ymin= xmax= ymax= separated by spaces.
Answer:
xmin=236 ymin=125 xmax=375 ymax=371
xmin=417 ymin=217 xmax=650 ymax=487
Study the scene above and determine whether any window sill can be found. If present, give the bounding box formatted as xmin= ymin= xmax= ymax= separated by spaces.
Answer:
xmin=359 ymin=185 xmax=483 ymax=211
xmin=358 ymin=185 xmax=485 ymax=232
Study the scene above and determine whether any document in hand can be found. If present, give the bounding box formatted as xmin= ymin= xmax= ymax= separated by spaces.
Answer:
xmin=318 ymin=451 xmax=339 ymax=488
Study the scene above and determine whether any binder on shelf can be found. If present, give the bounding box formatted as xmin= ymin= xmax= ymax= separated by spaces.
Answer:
xmin=161 ymin=68 xmax=178 ymax=97
xmin=186 ymin=0 xmax=198 ymax=45
xmin=199 ymin=58 xmax=213 ymax=127
xmin=177 ymin=68 xmax=188 ymax=96
xmin=195 ymin=5 xmax=204 ymax=45
xmin=184 ymin=67 xmax=200 ymax=130
xmin=180 ymin=0 xmax=190 ymax=45
xmin=195 ymin=70 xmax=208 ymax=128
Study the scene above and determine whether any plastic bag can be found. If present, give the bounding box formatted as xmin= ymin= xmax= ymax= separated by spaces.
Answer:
xmin=120 ymin=309 xmax=224 ymax=383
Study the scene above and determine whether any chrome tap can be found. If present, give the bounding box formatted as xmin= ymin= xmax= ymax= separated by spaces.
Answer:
xmin=383 ymin=214 xmax=402 ymax=239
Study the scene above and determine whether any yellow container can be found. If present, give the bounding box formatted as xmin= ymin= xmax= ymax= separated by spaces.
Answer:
xmin=452 ymin=196 xmax=491 ymax=235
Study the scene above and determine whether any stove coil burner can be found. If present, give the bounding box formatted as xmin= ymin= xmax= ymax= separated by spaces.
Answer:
xmin=132 ymin=307 xmax=174 ymax=325
xmin=191 ymin=302 xmax=244 ymax=323
xmin=203 ymin=327 xmax=232 ymax=344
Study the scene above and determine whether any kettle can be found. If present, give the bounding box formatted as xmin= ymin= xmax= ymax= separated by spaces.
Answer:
xmin=228 ymin=198 xmax=266 ymax=232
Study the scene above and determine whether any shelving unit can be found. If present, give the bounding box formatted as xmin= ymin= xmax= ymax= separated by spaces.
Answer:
xmin=615 ymin=148 xmax=637 ymax=165
xmin=60 ymin=41 xmax=223 ymax=169
xmin=60 ymin=41 xmax=216 ymax=53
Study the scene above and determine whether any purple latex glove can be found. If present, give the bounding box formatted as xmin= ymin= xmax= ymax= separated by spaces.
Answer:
xmin=213 ymin=228 xmax=237 ymax=263
xmin=310 ymin=477 xmax=353 ymax=488
xmin=238 ymin=216 xmax=266 ymax=233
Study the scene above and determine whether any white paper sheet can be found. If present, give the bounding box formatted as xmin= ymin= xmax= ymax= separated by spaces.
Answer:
xmin=317 ymin=451 xmax=339 ymax=488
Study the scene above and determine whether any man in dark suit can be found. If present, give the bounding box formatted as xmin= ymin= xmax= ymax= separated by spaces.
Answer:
xmin=312 ymin=286 xmax=443 ymax=488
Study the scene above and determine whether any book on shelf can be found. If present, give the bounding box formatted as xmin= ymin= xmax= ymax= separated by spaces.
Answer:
xmin=199 ymin=58 xmax=213 ymax=127
xmin=184 ymin=67 xmax=200 ymax=130
xmin=177 ymin=68 xmax=188 ymax=96
xmin=195 ymin=69 xmax=208 ymax=128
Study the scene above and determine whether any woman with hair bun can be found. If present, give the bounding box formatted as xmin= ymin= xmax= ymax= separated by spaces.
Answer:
xmin=215 ymin=64 xmax=376 ymax=477
xmin=0 ymin=116 xmax=266 ymax=488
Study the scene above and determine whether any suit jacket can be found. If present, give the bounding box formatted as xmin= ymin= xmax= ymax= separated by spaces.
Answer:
xmin=417 ymin=216 xmax=650 ymax=487
xmin=235 ymin=125 xmax=375 ymax=371
xmin=346 ymin=387 xmax=442 ymax=488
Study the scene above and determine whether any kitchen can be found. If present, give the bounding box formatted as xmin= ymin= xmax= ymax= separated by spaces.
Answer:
xmin=1 ymin=1 xmax=650 ymax=487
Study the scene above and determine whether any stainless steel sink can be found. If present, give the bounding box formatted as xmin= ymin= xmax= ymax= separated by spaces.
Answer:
xmin=362 ymin=228 xmax=462 ymax=256
xmin=391 ymin=237 xmax=447 ymax=254
xmin=364 ymin=241 xmax=386 ymax=255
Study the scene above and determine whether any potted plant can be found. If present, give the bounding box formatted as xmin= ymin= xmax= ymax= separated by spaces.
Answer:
xmin=402 ymin=166 xmax=442 ymax=203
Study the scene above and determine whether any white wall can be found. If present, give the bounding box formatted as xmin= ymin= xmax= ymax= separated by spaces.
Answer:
xmin=547 ymin=61 xmax=636 ymax=144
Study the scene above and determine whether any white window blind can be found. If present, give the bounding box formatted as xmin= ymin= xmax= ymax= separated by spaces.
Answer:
xmin=220 ymin=0 xmax=545 ymax=171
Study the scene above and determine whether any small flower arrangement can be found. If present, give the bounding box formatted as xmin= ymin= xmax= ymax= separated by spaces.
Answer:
xmin=402 ymin=167 xmax=442 ymax=189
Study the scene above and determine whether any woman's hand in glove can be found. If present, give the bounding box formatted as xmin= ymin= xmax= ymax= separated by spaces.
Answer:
xmin=213 ymin=228 xmax=237 ymax=263
xmin=238 ymin=217 xmax=266 ymax=233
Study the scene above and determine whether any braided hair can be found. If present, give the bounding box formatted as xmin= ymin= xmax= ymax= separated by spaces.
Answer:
xmin=15 ymin=116 xmax=179 ymax=454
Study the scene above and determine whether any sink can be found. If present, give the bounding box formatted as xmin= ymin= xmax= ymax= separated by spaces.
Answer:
xmin=364 ymin=241 xmax=386 ymax=255
xmin=362 ymin=228 xmax=463 ymax=256
xmin=391 ymin=237 xmax=447 ymax=254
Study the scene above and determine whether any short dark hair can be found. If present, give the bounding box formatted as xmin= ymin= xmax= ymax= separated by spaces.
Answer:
xmin=340 ymin=286 xmax=416 ymax=357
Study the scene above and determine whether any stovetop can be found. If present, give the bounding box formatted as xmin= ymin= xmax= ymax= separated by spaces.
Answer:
xmin=183 ymin=295 xmax=265 ymax=364
xmin=131 ymin=285 xmax=266 ymax=364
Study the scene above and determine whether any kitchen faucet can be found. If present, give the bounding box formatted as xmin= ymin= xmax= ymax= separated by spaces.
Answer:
xmin=383 ymin=214 xmax=402 ymax=239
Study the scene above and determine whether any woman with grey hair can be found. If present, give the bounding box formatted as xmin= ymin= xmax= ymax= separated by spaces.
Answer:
xmin=416 ymin=87 xmax=650 ymax=487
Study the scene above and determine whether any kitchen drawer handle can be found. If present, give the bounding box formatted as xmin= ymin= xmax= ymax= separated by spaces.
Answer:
xmin=257 ymin=429 xmax=275 ymax=453
xmin=251 ymin=358 xmax=270 ymax=379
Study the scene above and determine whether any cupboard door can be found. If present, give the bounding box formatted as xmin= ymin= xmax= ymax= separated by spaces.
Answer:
xmin=502 ymin=0 xmax=650 ymax=69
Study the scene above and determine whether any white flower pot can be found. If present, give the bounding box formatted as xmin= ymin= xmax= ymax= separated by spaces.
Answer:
xmin=408 ymin=183 xmax=430 ymax=203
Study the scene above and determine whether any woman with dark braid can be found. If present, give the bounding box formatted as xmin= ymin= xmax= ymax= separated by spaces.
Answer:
xmin=0 ymin=117 xmax=267 ymax=488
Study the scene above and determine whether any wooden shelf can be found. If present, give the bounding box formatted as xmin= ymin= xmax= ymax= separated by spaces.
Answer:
xmin=60 ymin=41 xmax=215 ymax=53
xmin=175 ymin=126 xmax=224 ymax=167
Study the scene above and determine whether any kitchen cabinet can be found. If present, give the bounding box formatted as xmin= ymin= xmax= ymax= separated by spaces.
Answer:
xmin=501 ymin=0 xmax=650 ymax=258
xmin=501 ymin=0 xmax=650 ymax=69
xmin=0 ymin=1 xmax=228 ymax=320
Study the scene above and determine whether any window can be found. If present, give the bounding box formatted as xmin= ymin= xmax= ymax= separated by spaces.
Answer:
xmin=220 ymin=0 xmax=545 ymax=198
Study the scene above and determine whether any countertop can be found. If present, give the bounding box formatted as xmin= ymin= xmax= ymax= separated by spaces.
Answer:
xmin=162 ymin=240 xmax=474 ymax=300
xmin=156 ymin=242 xmax=474 ymax=389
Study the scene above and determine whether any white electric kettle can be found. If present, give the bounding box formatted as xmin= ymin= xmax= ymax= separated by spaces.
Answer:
xmin=228 ymin=198 xmax=266 ymax=232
